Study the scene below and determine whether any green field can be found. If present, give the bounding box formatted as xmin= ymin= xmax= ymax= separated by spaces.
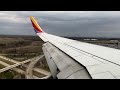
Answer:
xmin=0 ymin=70 xmax=22 ymax=79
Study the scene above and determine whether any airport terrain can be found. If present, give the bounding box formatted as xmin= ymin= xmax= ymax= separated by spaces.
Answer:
xmin=0 ymin=35 xmax=120 ymax=79
xmin=0 ymin=35 xmax=50 ymax=79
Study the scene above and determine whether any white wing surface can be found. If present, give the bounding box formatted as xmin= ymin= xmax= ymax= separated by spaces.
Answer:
xmin=30 ymin=16 xmax=120 ymax=79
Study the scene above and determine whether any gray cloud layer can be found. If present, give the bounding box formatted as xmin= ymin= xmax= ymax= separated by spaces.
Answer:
xmin=0 ymin=11 xmax=120 ymax=38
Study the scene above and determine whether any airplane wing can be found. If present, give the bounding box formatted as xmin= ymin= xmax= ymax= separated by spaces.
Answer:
xmin=30 ymin=16 xmax=120 ymax=79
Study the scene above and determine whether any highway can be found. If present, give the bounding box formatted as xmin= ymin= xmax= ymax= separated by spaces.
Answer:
xmin=26 ymin=54 xmax=51 ymax=79
xmin=0 ymin=58 xmax=34 ymax=73
xmin=0 ymin=56 xmax=19 ymax=63
xmin=0 ymin=60 xmax=45 ymax=78
xmin=0 ymin=55 xmax=39 ymax=73
xmin=0 ymin=60 xmax=25 ymax=74
xmin=26 ymin=55 xmax=44 ymax=79
xmin=0 ymin=55 xmax=51 ymax=79
xmin=33 ymin=67 xmax=50 ymax=76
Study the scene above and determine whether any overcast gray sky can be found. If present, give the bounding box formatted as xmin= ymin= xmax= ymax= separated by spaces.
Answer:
xmin=1 ymin=11 xmax=120 ymax=38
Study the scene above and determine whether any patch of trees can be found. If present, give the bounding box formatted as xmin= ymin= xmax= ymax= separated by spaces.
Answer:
xmin=2 ymin=46 xmax=42 ymax=60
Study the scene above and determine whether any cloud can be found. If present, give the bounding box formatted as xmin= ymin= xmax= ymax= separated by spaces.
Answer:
xmin=0 ymin=11 xmax=120 ymax=38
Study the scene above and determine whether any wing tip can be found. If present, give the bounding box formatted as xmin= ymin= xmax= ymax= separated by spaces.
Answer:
xmin=30 ymin=16 xmax=44 ymax=33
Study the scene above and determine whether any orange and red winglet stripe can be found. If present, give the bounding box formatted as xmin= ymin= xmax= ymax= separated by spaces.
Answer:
xmin=30 ymin=16 xmax=44 ymax=33
xmin=31 ymin=20 xmax=42 ymax=33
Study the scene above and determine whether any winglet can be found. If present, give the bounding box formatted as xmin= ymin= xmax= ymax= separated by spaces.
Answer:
xmin=30 ymin=16 xmax=44 ymax=33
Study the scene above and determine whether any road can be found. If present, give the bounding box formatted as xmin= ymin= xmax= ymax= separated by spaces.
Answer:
xmin=0 ymin=55 xmax=51 ymax=79
xmin=0 ymin=60 xmax=25 ymax=74
xmin=33 ymin=67 xmax=50 ymax=76
xmin=0 ymin=56 xmax=40 ymax=73
xmin=26 ymin=54 xmax=50 ymax=79
xmin=0 ymin=56 xmax=19 ymax=63
xmin=26 ymin=55 xmax=44 ymax=79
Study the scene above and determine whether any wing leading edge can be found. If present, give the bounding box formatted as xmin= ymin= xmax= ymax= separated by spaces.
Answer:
xmin=29 ymin=16 xmax=120 ymax=79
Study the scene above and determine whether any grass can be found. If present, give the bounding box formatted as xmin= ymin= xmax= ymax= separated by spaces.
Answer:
xmin=0 ymin=70 xmax=18 ymax=79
